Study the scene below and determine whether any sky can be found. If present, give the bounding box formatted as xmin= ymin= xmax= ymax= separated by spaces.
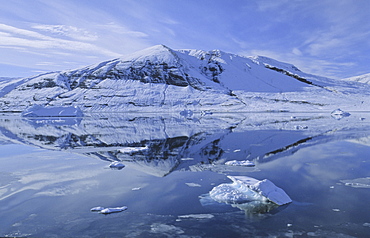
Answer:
xmin=0 ymin=0 xmax=369 ymax=79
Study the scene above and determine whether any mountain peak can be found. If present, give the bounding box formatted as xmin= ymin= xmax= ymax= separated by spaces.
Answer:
xmin=121 ymin=44 xmax=179 ymax=64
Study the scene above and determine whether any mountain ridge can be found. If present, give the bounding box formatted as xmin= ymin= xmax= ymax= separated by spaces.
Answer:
xmin=1 ymin=45 xmax=369 ymax=113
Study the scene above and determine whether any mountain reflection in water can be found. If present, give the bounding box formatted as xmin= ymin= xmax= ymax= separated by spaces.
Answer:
xmin=0 ymin=112 xmax=369 ymax=177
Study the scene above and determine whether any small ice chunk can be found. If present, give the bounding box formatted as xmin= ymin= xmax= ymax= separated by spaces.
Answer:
xmin=178 ymin=214 xmax=214 ymax=219
xmin=331 ymin=108 xmax=350 ymax=120
xmin=99 ymin=206 xmax=127 ymax=214
xmin=185 ymin=183 xmax=201 ymax=187
xmin=210 ymin=176 xmax=292 ymax=206
xmin=233 ymin=149 xmax=241 ymax=152
xmin=132 ymin=187 xmax=141 ymax=191
xmin=109 ymin=161 xmax=125 ymax=170
xmin=363 ymin=223 xmax=370 ymax=227
xmin=332 ymin=208 xmax=340 ymax=212
xmin=181 ymin=157 xmax=194 ymax=161
xmin=225 ymin=160 xmax=255 ymax=167
xmin=90 ymin=206 xmax=105 ymax=212
xmin=119 ymin=146 xmax=148 ymax=154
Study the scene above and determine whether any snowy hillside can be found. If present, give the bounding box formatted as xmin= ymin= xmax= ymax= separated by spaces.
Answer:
xmin=342 ymin=73 xmax=370 ymax=84
xmin=1 ymin=45 xmax=369 ymax=113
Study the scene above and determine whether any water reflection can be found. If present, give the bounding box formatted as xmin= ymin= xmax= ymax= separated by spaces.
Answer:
xmin=0 ymin=112 xmax=370 ymax=177
xmin=1 ymin=112 xmax=370 ymax=237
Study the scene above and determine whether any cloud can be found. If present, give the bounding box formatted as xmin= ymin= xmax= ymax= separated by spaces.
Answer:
xmin=0 ymin=23 xmax=120 ymax=57
xmin=32 ymin=24 xmax=98 ymax=41
xmin=292 ymin=48 xmax=302 ymax=56
xmin=100 ymin=22 xmax=148 ymax=38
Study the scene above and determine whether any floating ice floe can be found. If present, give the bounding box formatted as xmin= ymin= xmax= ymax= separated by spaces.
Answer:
xmin=90 ymin=206 xmax=127 ymax=214
xmin=210 ymin=176 xmax=292 ymax=206
xmin=340 ymin=177 xmax=370 ymax=188
xmin=331 ymin=108 xmax=350 ymax=120
xmin=225 ymin=160 xmax=255 ymax=167
xmin=119 ymin=146 xmax=148 ymax=154
xmin=185 ymin=182 xmax=201 ymax=187
xmin=21 ymin=105 xmax=83 ymax=117
xmin=90 ymin=206 xmax=105 ymax=212
xmin=177 ymin=214 xmax=214 ymax=220
xmin=109 ymin=161 xmax=125 ymax=170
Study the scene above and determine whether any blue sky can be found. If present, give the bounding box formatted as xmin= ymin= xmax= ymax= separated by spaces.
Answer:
xmin=0 ymin=0 xmax=369 ymax=79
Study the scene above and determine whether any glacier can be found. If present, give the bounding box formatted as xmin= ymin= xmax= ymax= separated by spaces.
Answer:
xmin=0 ymin=44 xmax=370 ymax=114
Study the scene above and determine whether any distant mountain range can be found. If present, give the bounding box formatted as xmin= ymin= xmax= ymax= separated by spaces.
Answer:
xmin=1 ymin=45 xmax=369 ymax=112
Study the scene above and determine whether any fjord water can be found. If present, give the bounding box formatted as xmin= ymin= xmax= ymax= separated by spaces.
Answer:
xmin=0 ymin=113 xmax=369 ymax=237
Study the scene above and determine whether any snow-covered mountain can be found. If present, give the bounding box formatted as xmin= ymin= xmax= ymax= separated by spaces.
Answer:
xmin=342 ymin=73 xmax=370 ymax=84
xmin=1 ymin=44 xmax=369 ymax=112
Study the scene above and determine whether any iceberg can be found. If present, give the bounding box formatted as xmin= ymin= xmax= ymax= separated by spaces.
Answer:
xmin=225 ymin=160 xmax=255 ymax=167
xmin=21 ymin=105 xmax=83 ymax=117
xmin=210 ymin=176 xmax=292 ymax=206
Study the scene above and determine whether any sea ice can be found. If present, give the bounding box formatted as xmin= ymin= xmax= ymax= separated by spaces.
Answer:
xmin=100 ymin=206 xmax=127 ymax=214
xmin=90 ymin=206 xmax=105 ymax=212
xmin=90 ymin=206 xmax=127 ymax=214
xmin=177 ymin=214 xmax=214 ymax=219
xmin=185 ymin=182 xmax=201 ymax=187
xmin=340 ymin=177 xmax=370 ymax=188
xmin=21 ymin=105 xmax=83 ymax=117
xmin=119 ymin=146 xmax=148 ymax=154
xmin=225 ymin=160 xmax=255 ymax=167
xmin=109 ymin=161 xmax=125 ymax=170
xmin=210 ymin=176 xmax=292 ymax=206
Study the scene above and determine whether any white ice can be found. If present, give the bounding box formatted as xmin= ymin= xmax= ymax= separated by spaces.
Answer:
xmin=210 ymin=176 xmax=292 ymax=206
xmin=119 ymin=146 xmax=148 ymax=154
xmin=90 ymin=206 xmax=127 ymax=214
xmin=340 ymin=177 xmax=370 ymax=188
xmin=109 ymin=161 xmax=125 ymax=169
xmin=225 ymin=160 xmax=255 ymax=167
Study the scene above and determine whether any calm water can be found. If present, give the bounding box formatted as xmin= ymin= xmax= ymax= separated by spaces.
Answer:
xmin=0 ymin=113 xmax=369 ymax=237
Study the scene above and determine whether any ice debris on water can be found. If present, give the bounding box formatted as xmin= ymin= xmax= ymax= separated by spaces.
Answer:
xmin=340 ymin=177 xmax=370 ymax=188
xmin=225 ymin=160 xmax=255 ymax=167
xmin=331 ymin=108 xmax=350 ymax=120
xmin=119 ymin=146 xmax=148 ymax=154
xmin=210 ymin=176 xmax=292 ymax=206
xmin=109 ymin=161 xmax=125 ymax=170
xmin=185 ymin=182 xmax=201 ymax=187
xmin=90 ymin=206 xmax=105 ymax=212
xmin=90 ymin=206 xmax=127 ymax=214
xmin=21 ymin=105 xmax=83 ymax=117
xmin=177 ymin=214 xmax=214 ymax=220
